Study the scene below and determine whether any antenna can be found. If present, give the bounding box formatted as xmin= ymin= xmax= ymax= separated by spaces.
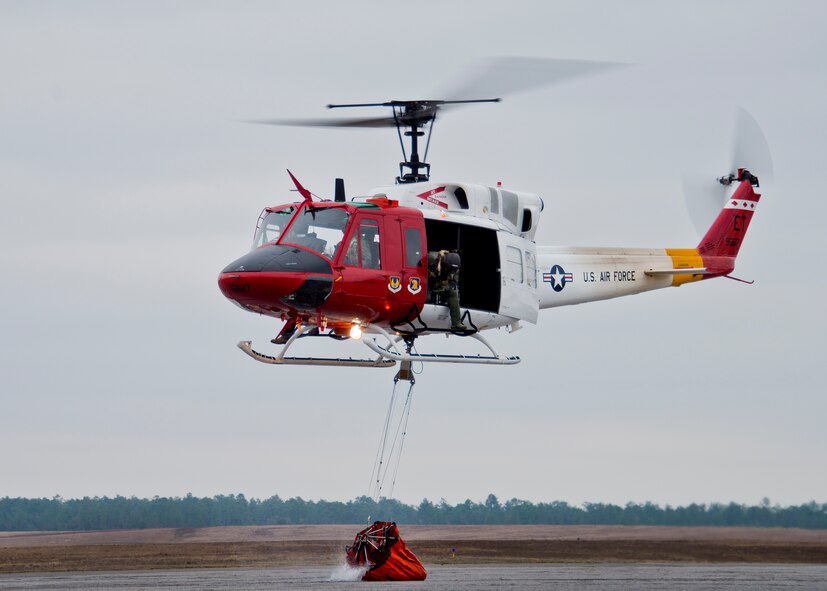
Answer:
xmin=334 ymin=178 xmax=346 ymax=202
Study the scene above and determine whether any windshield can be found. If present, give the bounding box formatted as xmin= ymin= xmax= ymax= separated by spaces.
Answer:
xmin=281 ymin=206 xmax=350 ymax=260
xmin=252 ymin=206 xmax=296 ymax=249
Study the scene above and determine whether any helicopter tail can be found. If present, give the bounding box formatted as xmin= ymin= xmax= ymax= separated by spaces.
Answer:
xmin=696 ymin=177 xmax=760 ymax=258
xmin=652 ymin=178 xmax=760 ymax=286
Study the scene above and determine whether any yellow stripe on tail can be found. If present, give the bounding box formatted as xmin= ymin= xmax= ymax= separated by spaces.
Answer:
xmin=666 ymin=248 xmax=705 ymax=286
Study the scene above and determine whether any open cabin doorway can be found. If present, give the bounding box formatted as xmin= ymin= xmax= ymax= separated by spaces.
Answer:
xmin=424 ymin=219 xmax=500 ymax=313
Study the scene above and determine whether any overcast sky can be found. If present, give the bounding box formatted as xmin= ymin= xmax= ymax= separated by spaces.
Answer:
xmin=1 ymin=1 xmax=825 ymax=508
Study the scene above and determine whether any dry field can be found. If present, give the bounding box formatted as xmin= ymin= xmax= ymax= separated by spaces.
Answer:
xmin=1 ymin=525 xmax=826 ymax=573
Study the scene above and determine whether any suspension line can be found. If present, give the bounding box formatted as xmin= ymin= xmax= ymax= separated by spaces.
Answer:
xmin=368 ymin=356 xmax=417 ymax=504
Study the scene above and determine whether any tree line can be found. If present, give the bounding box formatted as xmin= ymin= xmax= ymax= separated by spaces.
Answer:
xmin=1 ymin=494 xmax=825 ymax=531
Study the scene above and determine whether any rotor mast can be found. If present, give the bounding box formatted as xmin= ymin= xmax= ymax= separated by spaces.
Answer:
xmin=328 ymin=99 xmax=500 ymax=184
xmin=398 ymin=111 xmax=428 ymax=184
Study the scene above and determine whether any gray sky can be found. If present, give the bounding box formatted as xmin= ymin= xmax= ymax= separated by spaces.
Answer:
xmin=1 ymin=0 xmax=825 ymax=508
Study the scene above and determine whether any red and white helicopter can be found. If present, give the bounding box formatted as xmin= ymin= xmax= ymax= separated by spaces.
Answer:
xmin=218 ymin=63 xmax=769 ymax=371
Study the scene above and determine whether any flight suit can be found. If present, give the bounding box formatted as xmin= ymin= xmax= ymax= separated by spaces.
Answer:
xmin=428 ymin=250 xmax=465 ymax=330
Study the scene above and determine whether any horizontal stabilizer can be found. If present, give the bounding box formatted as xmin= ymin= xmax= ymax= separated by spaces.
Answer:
xmin=644 ymin=267 xmax=709 ymax=277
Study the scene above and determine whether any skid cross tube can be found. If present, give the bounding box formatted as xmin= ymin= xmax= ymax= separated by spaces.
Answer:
xmin=362 ymin=325 xmax=520 ymax=365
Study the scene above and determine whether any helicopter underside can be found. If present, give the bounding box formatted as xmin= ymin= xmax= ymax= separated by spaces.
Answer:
xmin=236 ymin=312 xmax=522 ymax=369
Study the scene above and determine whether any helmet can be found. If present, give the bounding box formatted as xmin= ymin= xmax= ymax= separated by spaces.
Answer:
xmin=444 ymin=252 xmax=461 ymax=271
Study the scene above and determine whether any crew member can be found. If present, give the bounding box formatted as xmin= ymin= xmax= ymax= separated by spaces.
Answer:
xmin=428 ymin=250 xmax=465 ymax=330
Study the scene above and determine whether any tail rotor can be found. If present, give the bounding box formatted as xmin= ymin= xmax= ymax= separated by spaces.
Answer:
xmin=683 ymin=107 xmax=773 ymax=235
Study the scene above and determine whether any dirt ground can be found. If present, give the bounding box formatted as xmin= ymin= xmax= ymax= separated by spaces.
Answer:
xmin=1 ymin=525 xmax=826 ymax=573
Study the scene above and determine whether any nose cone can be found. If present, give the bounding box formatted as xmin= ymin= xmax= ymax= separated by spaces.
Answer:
xmin=218 ymin=244 xmax=333 ymax=315
xmin=221 ymin=244 xmax=332 ymax=275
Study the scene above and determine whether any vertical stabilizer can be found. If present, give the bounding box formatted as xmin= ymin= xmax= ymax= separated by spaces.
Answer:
xmin=697 ymin=180 xmax=760 ymax=258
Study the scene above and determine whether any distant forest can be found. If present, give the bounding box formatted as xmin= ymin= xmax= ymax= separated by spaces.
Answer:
xmin=2 ymin=495 xmax=826 ymax=531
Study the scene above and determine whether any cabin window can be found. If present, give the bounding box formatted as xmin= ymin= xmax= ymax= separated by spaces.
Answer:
xmin=345 ymin=218 xmax=381 ymax=269
xmin=404 ymin=228 xmax=423 ymax=267
xmin=505 ymin=245 xmax=523 ymax=284
xmin=525 ymin=251 xmax=537 ymax=288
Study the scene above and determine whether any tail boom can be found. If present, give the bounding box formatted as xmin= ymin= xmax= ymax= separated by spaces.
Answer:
xmin=535 ymin=179 xmax=761 ymax=310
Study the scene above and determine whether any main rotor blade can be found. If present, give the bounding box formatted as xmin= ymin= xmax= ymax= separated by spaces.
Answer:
xmin=326 ymin=98 xmax=500 ymax=109
xmin=327 ymin=102 xmax=395 ymax=109
xmin=248 ymin=116 xmax=398 ymax=128
xmin=251 ymin=58 xmax=620 ymax=131
xmin=442 ymin=56 xmax=625 ymax=103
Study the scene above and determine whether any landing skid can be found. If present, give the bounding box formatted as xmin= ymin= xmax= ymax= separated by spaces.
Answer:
xmin=236 ymin=323 xmax=520 ymax=367
xmin=237 ymin=341 xmax=395 ymax=368
xmin=238 ymin=323 xmax=394 ymax=367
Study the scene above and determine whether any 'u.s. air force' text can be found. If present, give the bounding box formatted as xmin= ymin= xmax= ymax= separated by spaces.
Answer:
xmin=582 ymin=270 xmax=636 ymax=282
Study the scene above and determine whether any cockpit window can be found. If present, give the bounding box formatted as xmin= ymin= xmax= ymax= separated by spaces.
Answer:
xmin=252 ymin=206 xmax=296 ymax=249
xmin=281 ymin=206 xmax=349 ymax=260
xmin=344 ymin=218 xmax=381 ymax=269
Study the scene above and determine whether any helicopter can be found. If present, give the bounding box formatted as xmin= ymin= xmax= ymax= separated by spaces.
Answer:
xmin=217 ymin=62 xmax=768 ymax=371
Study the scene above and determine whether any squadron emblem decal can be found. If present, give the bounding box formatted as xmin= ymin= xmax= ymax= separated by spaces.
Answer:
xmin=407 ymin=276 xmax=422 ymax=295
xmin=416 ymin=186 xmax=448 ymax=209
xmin=543 ymin=264 xmax=573 ymax=292
xmin=388 ymin=276 xmax=402 ymax=293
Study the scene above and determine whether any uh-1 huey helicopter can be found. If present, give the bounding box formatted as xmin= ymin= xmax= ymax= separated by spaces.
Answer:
xmin=217 ymin=59 xmax=770 ymax=372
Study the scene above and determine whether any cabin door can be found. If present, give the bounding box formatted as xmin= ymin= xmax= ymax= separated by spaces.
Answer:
xmin=497 ymin=232 xmax=539 ymax=323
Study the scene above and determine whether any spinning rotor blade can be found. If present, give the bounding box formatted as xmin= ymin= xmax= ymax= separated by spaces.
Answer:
xmin=731 ymin=107 xmax=774 ymax=183
xmin=442 ymin=56 xmax=625 ymax=104
xmin=251 ymin=99 xmax=502 ymax=129
xmin=683 ymin=107 xmax=774 ymax=235
xmin=682 ymin=172 xmax=726 ymax=235
xmin=250 ymin=58 xmax=621 ymax=130
xmin=249 ymin=116 xmax=399 ymax=128
xmin=247 ymin=57 xmax=623 ymax=183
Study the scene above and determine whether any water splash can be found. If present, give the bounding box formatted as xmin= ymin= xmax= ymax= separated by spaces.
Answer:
xmin=328 ymin=558 xmax=368 ymax=582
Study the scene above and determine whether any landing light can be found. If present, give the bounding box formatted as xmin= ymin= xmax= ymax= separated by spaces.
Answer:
xmin=350 ymin=322 xmax=362 ymax=340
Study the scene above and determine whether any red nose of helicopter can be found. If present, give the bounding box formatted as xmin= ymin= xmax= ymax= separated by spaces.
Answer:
xmin=218 ymin=244 xmax=333 ymax=315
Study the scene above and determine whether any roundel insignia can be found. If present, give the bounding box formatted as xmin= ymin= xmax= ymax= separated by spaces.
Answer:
xmin=388 ymin=276 xmax=402 ymax=293
xmin=542 ymin=264 xmax=573 ymax=292
xmin=407 ymin=276 xmax=422 ymax=295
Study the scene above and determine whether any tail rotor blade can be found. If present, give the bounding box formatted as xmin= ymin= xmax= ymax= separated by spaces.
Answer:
xmin=682 ymin=172 xmax=726 ymax=235
xmin=732 ymin=107 xmax=774 ymax=185
xmin=683 ymin=107 xmax=772 ymax=236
